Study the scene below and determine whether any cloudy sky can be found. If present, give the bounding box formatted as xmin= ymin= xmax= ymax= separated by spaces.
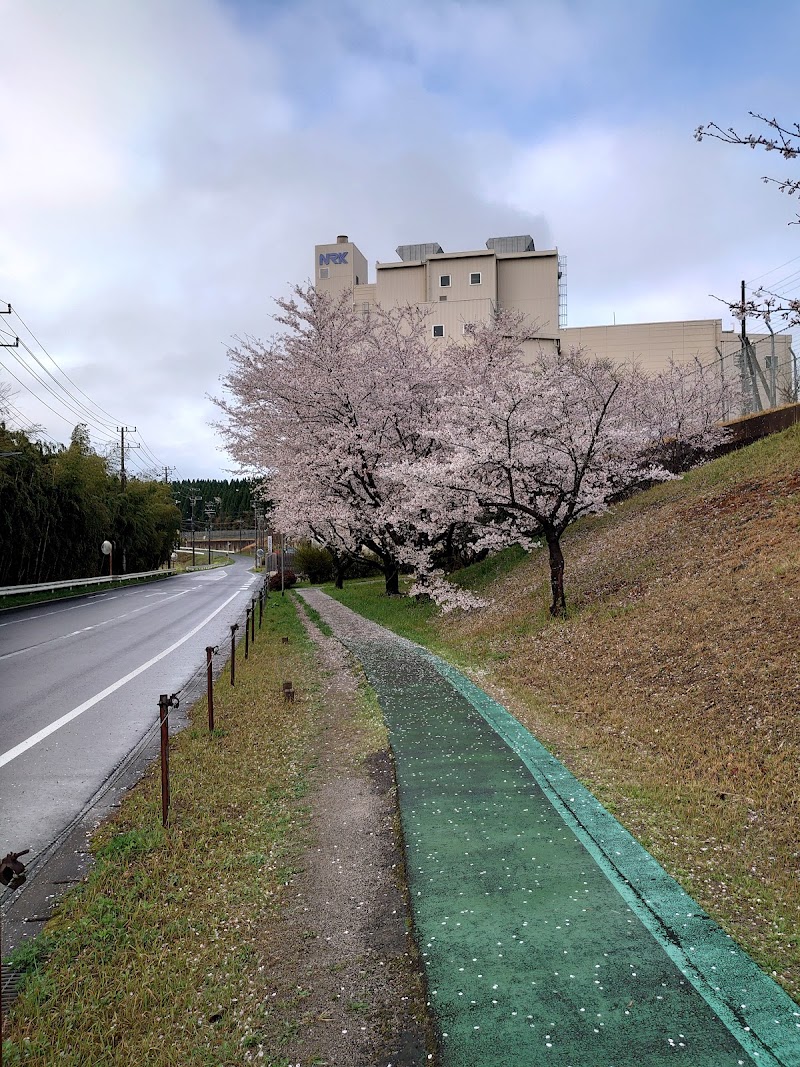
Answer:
xmin=2 ymin=0 xmax=800 ymax=479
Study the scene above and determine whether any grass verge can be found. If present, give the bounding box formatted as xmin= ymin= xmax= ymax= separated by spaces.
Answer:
xmin=326 ymin=426 xmax=800 ymax=1003
xmin=3 ymin=594 xmax=321 ymax=1066
xmin=0 ymin=573 xmax=176 ymax=612
xmin=290 ymin=591 xmax=334 ymax=637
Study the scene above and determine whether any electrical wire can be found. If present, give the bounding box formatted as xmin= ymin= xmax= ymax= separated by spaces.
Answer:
xmin=746 ymin=254 xmax=800 ymax=287
xmin=0 ymin=302 xmax=176 ymax=475
xmin=7 ymin=304 xmax=124 ymax=428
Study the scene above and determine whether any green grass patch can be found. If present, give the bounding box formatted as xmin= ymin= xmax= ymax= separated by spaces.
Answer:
xmin=3 ymin=594 xmax=323 ymax=1065
xmin=291 ymin=591 xmax=334 ymax=636
xmin=324 ymin=577 xmax=441 ymax=649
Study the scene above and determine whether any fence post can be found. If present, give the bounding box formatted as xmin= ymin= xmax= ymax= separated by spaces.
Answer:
xmin=251 ymin=597 xmax=256 ymax=643
xmin=245 ymin=607 xmax=250 ymax=659
xmin=230 ymin=623 xmax=238 ymax=686
xmin=159 ymin=694 xmax=171 ymax=828
xmin=259 ymin=588 xmax=263 ymax=628
xmin=206 ymin=646 xmax=215 ymax=732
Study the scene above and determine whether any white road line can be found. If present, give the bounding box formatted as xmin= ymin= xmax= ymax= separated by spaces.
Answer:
xmin=0 ymin=588 xmax=243 ymax=769
xmin=0 ymin=590 xmax=193 ymax=662
xmin=0 ymin=595 xmax=121 ymax=629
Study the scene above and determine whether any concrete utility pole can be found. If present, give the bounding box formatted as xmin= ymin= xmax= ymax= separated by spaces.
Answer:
xmin=189 ymin=492 xmax=201 ymax=566
xmin=162 ymin=465 xmax=176 ymax=484
xmin=117 ymin=426 xmax=137 ymax=490
xmin=1 ymin=302 xmax=19 ymax=350
xmin=116 ymin=426 xmax=137 ymax=573
xmin=204 ymin=502 xmax=216 ymax=565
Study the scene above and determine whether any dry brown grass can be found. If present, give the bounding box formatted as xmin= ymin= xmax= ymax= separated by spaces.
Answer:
xmin=433 ymin=427 xmax=800 ymax=1000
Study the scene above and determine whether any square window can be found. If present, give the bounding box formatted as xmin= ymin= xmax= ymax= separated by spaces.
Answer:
xmin=439 ymin=274 xmax=451 ymax=287
xmin=432 ymin=324 xmax=445 ymax=338
xmin=470 ymin=272 xmax=481 ymax=285
xmin=319 ymin=267 xmax=329 ymax=279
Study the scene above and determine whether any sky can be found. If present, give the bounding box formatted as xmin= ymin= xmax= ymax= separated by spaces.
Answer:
xmin=2 ymin=0 xmax=800 ymax=480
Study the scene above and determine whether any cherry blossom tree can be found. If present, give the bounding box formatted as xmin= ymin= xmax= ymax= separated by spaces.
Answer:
xmin=412 ymin=314 xmax=731 ymax=616
xmin=216 ymin=293 xmax=732 ymax=615
xmin=639 ymin=355 xmax=740 ymax=472
xmin=213 ymin=285 xmax=465 ymax=595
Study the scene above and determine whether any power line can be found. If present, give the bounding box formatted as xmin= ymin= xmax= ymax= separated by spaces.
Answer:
xmin=6 ymin=303 xmax=124 ymax=428
xmin=746 ymin=254 xmax=800 ymax=287
xmin=0 ymin=302 xmax=177 ymax=476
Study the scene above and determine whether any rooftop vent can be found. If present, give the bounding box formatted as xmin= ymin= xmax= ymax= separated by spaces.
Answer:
xmin=396 ymin=242 xmax=444 ymax=262
xmin=336 ymin=234 xmax=349 ymax=244
xmin=486 ymin=235 xmax=535 ymax=253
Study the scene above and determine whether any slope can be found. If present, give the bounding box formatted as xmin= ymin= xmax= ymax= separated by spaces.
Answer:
xmin=328 ymin=423 xmax=800 ymax=1002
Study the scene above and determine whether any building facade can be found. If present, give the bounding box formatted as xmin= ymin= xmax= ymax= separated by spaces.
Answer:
xmin=314 ymin=235 xmax=796 ymax=413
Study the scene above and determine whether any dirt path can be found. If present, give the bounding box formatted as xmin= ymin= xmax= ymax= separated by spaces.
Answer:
xmin=256 ymin=601 xmax=434 ymax=1066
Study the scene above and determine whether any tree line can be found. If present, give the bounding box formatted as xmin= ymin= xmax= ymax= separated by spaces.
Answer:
xmin=214 ymin=286 xmax=735 ymax=615
xmin=0 ymin=420 xmax=180 ymax=585
xmin=171 ymin=478 xmax=259 ymax=530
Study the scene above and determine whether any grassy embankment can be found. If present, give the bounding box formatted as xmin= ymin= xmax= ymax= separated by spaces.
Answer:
xmin=327 ymin=424 xmax=800 ymax=1003
xmin=2 ymin=592 xmax=381 ymax=1066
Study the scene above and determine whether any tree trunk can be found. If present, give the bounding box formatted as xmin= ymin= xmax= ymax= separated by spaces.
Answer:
xmin=335 ymin=563 xmax=345 ymax=590
xmin=546 ymin=530 xmax=566 ymax=617
xmin=384 ymin=561 xmax=400 ymax=596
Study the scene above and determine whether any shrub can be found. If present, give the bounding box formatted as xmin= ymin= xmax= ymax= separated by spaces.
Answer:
xmin=268 ymin=568 xmax=296 ymax=591
xmin=293 ymin=542 xmax=335 ymax=584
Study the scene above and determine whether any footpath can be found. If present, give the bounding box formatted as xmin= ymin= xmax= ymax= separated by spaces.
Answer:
xmin=298 ymin=589 xmax=800 ymax=1067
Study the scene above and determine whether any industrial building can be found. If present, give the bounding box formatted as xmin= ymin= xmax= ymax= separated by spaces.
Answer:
xmin=315 ymin=234 xmax=796 ymax=414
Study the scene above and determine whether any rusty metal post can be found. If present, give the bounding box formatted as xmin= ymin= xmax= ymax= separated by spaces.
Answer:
xmin=159 ymin=694 xmax=170 ymax=827
xmin=251 ymin=597 xmax=256 ymax=643
xmin=230 ymin=623 xmax=238 ymax=686
xmin=206 ymin=646 xmax=215 ymax=732
xmin=245 ymin=607 xmax=250 ymax=659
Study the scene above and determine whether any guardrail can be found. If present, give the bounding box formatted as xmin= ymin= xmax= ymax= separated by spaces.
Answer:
xmin=0 ymin=569 xmax=174 ymax=598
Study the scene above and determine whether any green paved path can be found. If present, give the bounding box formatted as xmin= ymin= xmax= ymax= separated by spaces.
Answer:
xmin=298 ymin=591 xmax=800 ymax=1067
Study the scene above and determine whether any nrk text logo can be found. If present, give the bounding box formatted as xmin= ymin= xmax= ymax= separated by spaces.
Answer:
xmin=319 ymin=251 xmax=349 ymax=265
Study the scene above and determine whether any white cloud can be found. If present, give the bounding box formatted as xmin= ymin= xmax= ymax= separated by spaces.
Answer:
xmin=1 ymin=1 xmax=798 ymax=477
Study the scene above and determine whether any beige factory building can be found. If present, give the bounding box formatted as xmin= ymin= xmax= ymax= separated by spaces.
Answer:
xmin=315 ymin=234 xmax=796 ymax=413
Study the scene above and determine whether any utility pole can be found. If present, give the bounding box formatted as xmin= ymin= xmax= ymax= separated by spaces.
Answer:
xmin=1 ymin=303 xmax=19 ymax=349
xmin=204 ymin=502 xmax=216 ymax=565
xmin=116 ymin=426 xmax=137 ymax=573
xmin=117 ymin=426 xmax=137 ymax=490
xmin=189 ymin=492 xmax=201 ymax=566
xmin=162 ymin=465 xmax=176 ymax=484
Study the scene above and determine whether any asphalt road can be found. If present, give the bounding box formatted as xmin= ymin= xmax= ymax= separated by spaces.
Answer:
xmin=0 ymin=558 xmax=260 ymax=868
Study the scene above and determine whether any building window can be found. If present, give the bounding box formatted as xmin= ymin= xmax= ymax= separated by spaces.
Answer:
xmin=439 ymin=295 xmax=447 ymax=301
xmin=439 ymin=274 xmax=451 ymax=287
xmin=470 ymin=272 xmax=481 ymax=285
xmin=319 ymin=267 xmax=329 ymax=279
xmin=355 ymin=276 xmax=360 ymax=285
xmin=432 ymin=324 xmax=445 ymax=338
